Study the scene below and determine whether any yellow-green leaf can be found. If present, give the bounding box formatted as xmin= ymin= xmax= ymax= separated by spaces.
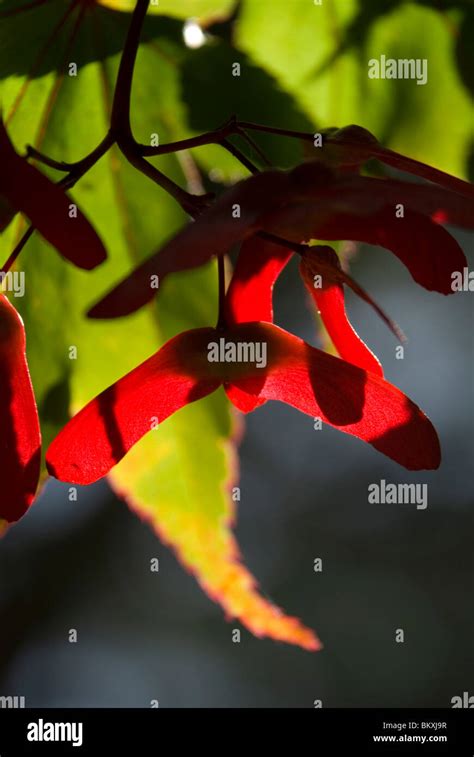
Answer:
xmin=110 ymin=411 xmax=320 ymax=650
xmin=98 ymin=0 xmax=235 ymax=22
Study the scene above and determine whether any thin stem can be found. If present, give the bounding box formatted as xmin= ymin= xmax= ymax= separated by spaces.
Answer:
xmin=1 ymin=227 xmax=35 ymax=274
xmin=238 ymin=120 xmax=314 ymax=143
xmin=110 ymin=0 xmax=149 ymax=138
xmin=26 ymin=131 xmax=114 ymax=180
xmin=139 ymin=118 xmax=312 ymax=161
xmin=138 ymin=118 xmax=235 ymax=157
xmin=124 ymin=151 xmax=208 ymax=216
xmin=258 ymin=230 xmax=307 ymax=256
xmin=140 ymin=131 xmax=218 ymax=156
xmin=138 ymin=119 xmax=269 ymax=174
xmin=336 ymin=266 xmax=405 ymax=343
xmin=236 ymin=127 xmax=273 ymax=167
xmin=61 ymin=132 xmax=115 ymax=187
xmin=221 ymin=138 xmax=259 ymax=174
xmin=110 ymin=0 xmax=208 ymax=214
xmin=24 ymin=146 xmax=71 ymax=171
xmin=216 ymin=254 xmax=227 ymax=330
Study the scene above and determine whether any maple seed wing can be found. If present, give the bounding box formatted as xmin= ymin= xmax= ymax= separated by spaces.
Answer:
xmin=0 ymin=121 xmax=106 ymax=270
xmin=46 ymin=329 xmax=220 ymax=485
xmin=88 ymin=171 xmax=293 ymax=319
xmin=0 ymin=295 xmax=41 ymax=523
xmin=230 ymin=323 xmax=441 ymax=471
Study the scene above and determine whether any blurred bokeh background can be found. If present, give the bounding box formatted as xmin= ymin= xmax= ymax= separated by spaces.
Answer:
xmin=0 ymin=0 xmax=473 ymax=707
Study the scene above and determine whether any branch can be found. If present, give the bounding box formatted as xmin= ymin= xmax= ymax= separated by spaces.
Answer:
xmin=123 ymin=151 xmax=211 ymax=216
xmin=110 ymin=0 xmax=149 ymax=138
xmin=110 ymin=0 xmax=208 ymax=213
xmin=1 ymin=227 xmax=35 ymax=274
xmin=235 ymin=127 xmax=273 ymax=167
xmin=138 ymin=116 xmax=236 ymax=156
xmin=221 ymin=138 xmax=259 ymax=174
xmin=238 ymin=120 xmax=315 ymax=143
xmin=25 ymin=131 xmax=114 ymax=178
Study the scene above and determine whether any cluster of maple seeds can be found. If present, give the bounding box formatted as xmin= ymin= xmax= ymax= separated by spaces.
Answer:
xmin=0 ymin=113 xmax=473 ymax=524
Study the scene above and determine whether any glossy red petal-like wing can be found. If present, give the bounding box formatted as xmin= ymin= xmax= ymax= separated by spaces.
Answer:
xmin=0 ymin=295 xmax=41 ymax=523
xmin=46 ymin=329 xmax=220 ymax=485
xmin=228 ymin=323 xmax=440 ymax=471
xmin=224 ymin=383 xmax=266 ymax=413
xmin=264 ymin=200 xmax=467 ymax=295
xmin=0 ymin=122 xmax=106 ymax=270
xmin=224 ymin=235 xmax=293 ymax=413
xmin=225 ymin=235 xmax=293 ymax=324
xmin=300 ymin=247 xmax=383 ymax=375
